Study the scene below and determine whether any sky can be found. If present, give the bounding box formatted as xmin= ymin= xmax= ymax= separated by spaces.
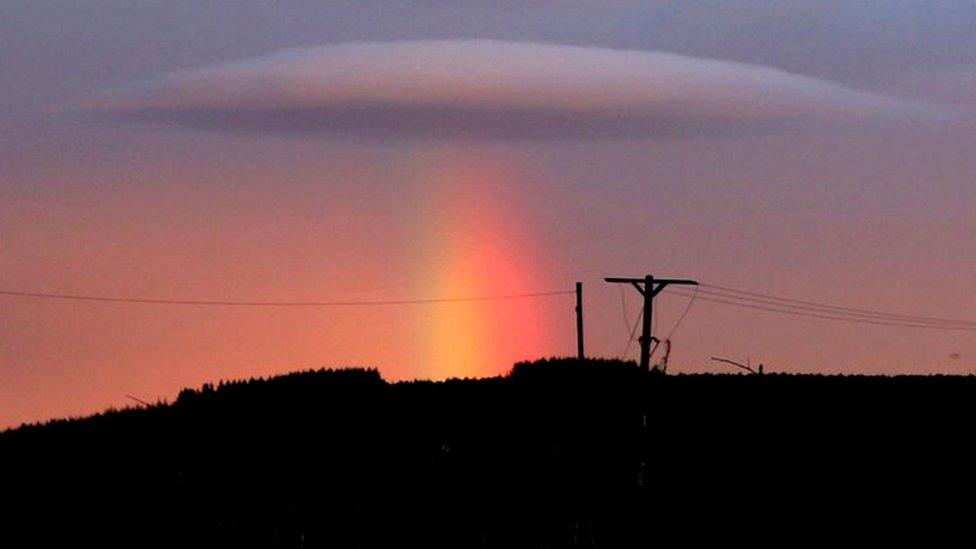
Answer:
xmin=3 ymin=1 xmax=976 ymax=427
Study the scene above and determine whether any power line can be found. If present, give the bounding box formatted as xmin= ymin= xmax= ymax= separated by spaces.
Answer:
xmin=690 ymin=286 xmax=976 ymax=327
xmin=0 ymin=288 xmax=574 ymax=307
xmin=664 ymin=288 xmax=976 ymax=331
xmin=699 ymin=282 xmax=976 ymax=327
xmin=617 ymin=286 xmax=644 ymax=358
xmin=6 ymin=278 xmax=973 ymax=334
xmin=664 ymin=285 xmax=699 ymax=340
xmin=651 ymin=296 xmax=657 ymax=340
xmin=124 ymin=394 xmax=152 ymax=407
xmin=618 ymin=286 xmax=633 ymax=334
xmin=621 ymin=309 xmax=643 ymax=359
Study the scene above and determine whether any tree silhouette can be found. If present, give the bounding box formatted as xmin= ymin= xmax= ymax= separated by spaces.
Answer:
xmin=0 ymin=360 xmax=973 ymax=546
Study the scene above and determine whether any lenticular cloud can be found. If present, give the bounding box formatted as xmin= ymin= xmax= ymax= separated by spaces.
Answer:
xmin=72 ymin=40 xmax=949 ymax=139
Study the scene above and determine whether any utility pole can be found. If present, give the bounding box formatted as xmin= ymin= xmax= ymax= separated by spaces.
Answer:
xmin=605 ymin=274 xmax=698 ymax=372
xmin=575 ymin=282 xmax=585 ymax=360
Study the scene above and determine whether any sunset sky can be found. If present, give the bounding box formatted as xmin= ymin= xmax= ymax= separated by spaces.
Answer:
xmin=3 ymin=1 xmax=976 ymax=427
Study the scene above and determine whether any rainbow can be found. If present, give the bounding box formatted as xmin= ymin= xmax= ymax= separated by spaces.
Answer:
xmin=405 ymin=151 xmax=560 ymax=379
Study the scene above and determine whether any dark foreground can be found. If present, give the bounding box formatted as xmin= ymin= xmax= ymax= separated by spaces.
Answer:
xmin=1 ymin=358 xmax=974 ymax=547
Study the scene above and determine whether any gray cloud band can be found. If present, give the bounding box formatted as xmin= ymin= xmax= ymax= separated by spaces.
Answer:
xmin=69 ymin=40 xmax=961 ymax=140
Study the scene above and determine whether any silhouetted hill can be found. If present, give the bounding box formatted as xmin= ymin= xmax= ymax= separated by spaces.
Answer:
xmin=1 ymin=358 xmax=973 ymax=547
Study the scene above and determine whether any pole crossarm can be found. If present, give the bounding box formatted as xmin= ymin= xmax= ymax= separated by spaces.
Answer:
xmin=604 ymin=278 xmax=698 ymax=285
xmin=605 ymin=278 xmax=698 ymax=295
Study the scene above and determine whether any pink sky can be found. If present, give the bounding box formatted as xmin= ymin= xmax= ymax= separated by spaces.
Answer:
xmin=3 ymin=3 xmax=976 ymax=428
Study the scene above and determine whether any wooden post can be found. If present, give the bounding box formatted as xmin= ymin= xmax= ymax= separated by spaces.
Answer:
xmin=639 ymin=275 xmax=654 ymax=372
xmin=575 ymin=282 xmax=584 ymax=360
xmin=605 ymin=274 xmax=698 ymax=373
